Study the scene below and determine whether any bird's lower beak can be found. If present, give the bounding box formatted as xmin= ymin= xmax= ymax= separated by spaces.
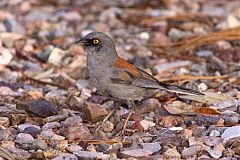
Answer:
xmin=74 ymin=39 xmax=88 ymax=45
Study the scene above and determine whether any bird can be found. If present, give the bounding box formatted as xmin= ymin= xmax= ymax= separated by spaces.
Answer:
xmin=75 ymin=32 xmax=203 ymax=135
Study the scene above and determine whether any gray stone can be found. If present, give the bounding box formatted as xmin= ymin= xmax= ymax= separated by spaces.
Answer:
xmin=0 ymin=128 xmax=17 ymax=141
xmin=141 ymin=142 xmax=161 ymax=153
xmin=45 ymin=89 xmax=67 ymax=105
xmin=20 ymin=139 xmax=48 ymax=150
xmin=66 ymin=144 xmax=83 ymax=153
xmin=181 ymin=145 xmax=203 ymax=158
xmin=196 ymin=50 xmax=213 ymax=57
xmin=42 ymin=122 xmax=61 ymax=130
xmin=73 ymin=151 xmax=110 ymax=160
xmin=18 ymin=124 xmax=41 ymax=132
xmin=221 ymin=126 xmax=240 ymax=141
xmin=168 ymin=28 xmax=192 ymax=42
xmin=23 ymin=126 xmax=41 ymax=138
xmin=61 ymin=116 xmax=83 ymax=127
xmin=2 ymin=145 xmax=31 ymax=159
xmin=120 ymin=149 xmax=152 ymax=158
xmin=15 ymin=133 xmax=34 ymax=144
xmin=40 ymin=130 xmax=65 ymax=141
xmin=153 ymin=60 xmax=191 ymax=74
xmin=52 ymin=153 xmax=78 ymax=160
xmin=47 ymin=47 xmax=66 ymax=66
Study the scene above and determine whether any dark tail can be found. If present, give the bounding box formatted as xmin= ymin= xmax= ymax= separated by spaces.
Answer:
xmin=135 ymin=68 xmax=204 ymax=96
xmin=158 ymin=81 xmax=204 ymax=96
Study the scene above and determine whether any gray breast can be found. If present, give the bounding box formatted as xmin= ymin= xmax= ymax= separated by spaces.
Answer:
xmin=87 ymin=55 xmax=111 ymax=95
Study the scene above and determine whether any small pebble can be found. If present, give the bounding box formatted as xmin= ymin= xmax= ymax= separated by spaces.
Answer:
xmin=197 ymin=83 xmax=208 ymax=91
xmin=139 ymin=32 xmax=150 ymax=40
xmin=140 ymin=120 xmax=156 ymax=130
xmin=42 ymin=122 xmax=61 ymax=130
xmin=0 ymin=117 xmax=10 ymax=127
xmin=209 ymin=130 xmax=221 ymax=137
xmin=196 ymin=50 xmax=213 ymax=57
xmin=15 ymin=133 xmax=34 ymax=144
xmin=163 ymin=148 xmax=181 ymax=159
xmin=66 ymin=144 xmax=83 ymax=153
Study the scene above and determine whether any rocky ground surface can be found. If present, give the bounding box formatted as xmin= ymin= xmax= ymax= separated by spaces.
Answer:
xmin=0 ymin=0 xmax=240 ymax=159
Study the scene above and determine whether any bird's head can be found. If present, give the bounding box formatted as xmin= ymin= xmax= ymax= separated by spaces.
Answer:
xmin=75 ymin=32 xmax=117 ymax=58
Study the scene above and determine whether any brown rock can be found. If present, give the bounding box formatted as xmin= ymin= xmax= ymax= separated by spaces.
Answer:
xmin=135 ymin=98 xmax=160 ymax=115
xmin=83 ymin=103 xmax=108 ymax=122
xmin=16 ymin=100 xmax=58 ymax=118
xmin=54 ymin=140 xmax=68 ymax=151
xmin=25 ymin=90 xmax=43 ymax=100
xmin=0 ymin=117 xmax=10 ymax=127
xmin=182 ymin=128 xmax=193 ymax=139
xmin=205 ymin=143 xmax=224 ymax=159
xmin=10 ymin=114 xmax=27 ymax=126
xmin=61 ymin=124 xmax=92 ymax=140
xmin=158 ymin=116 xmax=183 ymax=128
xmin=181 ymin=145 xmax=203 ymax=158
xmin=163 ymin=148 xmax=181 ymax=159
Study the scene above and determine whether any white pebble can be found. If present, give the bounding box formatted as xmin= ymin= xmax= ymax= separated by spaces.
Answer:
xmin=209 ymin=130 xmax=221 ymax=137
xmin=139 ymin=32 xmax=150 ymax=40
xmin=198 ymin=83 xmax=208 ymax=91
xmin=140 ymin=120 xmax=155 ymax=130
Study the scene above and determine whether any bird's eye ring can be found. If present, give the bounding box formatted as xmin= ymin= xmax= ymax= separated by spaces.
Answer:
xmin=92 ymin=39 xmax=100 ymax=44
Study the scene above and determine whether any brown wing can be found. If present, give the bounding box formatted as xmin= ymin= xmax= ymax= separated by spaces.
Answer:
xmin=111 ymin=58 xmax=166 ymax=88
xmin=111 ymin=58 xmax=204 ymax=95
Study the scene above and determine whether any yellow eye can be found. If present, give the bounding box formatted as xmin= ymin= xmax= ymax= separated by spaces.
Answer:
xmin=92 ymin=39 xmax=100 ymax=44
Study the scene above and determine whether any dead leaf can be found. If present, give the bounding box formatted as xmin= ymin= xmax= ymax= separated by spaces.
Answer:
xmin=179 ymin=92 xmax=233 ymax=104
xmin=163 ymin=101 xmax=196 ymax=115
xmin=149 ymin=27 xmax=240 ymax=54
xmin=195 ymin=107 xmax=220 ymax=115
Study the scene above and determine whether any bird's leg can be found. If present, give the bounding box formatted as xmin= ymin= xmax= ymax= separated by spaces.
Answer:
xmin=95 ymin=100 xmax=121 ymax=132
xmin=117 ymin=100 xmax=136 ymax=136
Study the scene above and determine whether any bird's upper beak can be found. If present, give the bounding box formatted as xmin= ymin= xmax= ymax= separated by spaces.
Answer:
xmin=74 ymin=39 xmax=88 ymax=45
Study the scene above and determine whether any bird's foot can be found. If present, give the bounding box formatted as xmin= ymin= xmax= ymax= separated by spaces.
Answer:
xmin=95 ymin=100 xmax=122 ymax=132
xmin=116 ymin=108 xmax=134 ymax=137
xmin=95 ymin=108 xmax=116 ymax=132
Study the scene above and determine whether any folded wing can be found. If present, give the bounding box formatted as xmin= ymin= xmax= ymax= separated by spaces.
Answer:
xmin=111 ymin=58 xmax=203 ymax=96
